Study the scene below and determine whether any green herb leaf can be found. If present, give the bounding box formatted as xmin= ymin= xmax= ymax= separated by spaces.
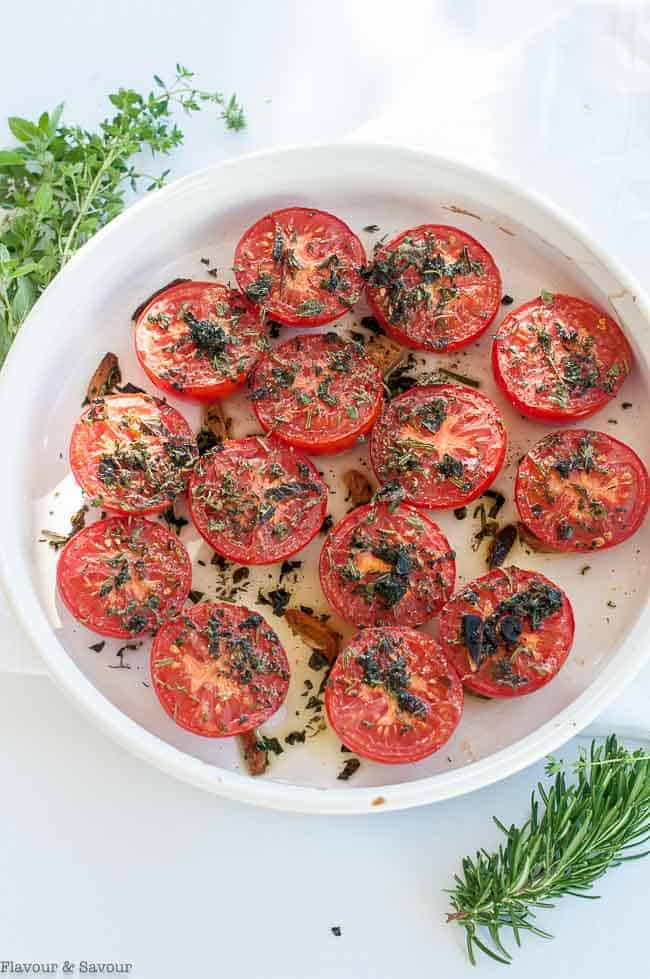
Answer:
xmin=0 ymin=150 xmax=24 ymax=167
xmin=33 ymin=183 xmax=53 ymax=214
xmin=11 ymin=276 xmax=36 ymax=324
xmin=8 ymin=116 xmax=40 ymax=143
xmin=540 ymin=288 xmax=555 ymax=306
xmin=0 ymin=68 xmax=246 ymax=364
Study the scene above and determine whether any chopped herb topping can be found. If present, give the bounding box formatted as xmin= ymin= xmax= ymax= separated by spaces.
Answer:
xmin=356 ymin=634 xmax=428 ymax=717
xmin=245 ymin=273 xmax=273 ymax=303
xmin=460 ymin=578 xmax=563 ymax=673
xmin=364 ymin=232 xmax=484 ymax=331
xmin=257 ymin=587 xmax=291 ymax=617
xmin=488 ymin=525 xmax=517 ymax=569
xmin=256 ymin=735 xmax=283 ymax=756
xmin=337 ymin=758 xmax=361 ymax=780
xmin=295 ymin=298 xmax=326 ymax=318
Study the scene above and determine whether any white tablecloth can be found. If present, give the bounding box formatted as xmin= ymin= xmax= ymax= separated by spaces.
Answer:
xmin=1 ymin=2 xmax=649 ymax=976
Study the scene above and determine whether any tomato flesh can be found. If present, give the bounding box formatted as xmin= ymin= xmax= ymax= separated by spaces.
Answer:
xmin=70 ymin=393 xmax=198 ymax=515
xmin=325 ymin=627 xmax=463 ymax=764
xmin=516 ymin=429 xmax=649 ymax=551
xmin=439 ymin=566 xmax=574 ymax=698
xmin=365 ymin=224 xmax=501 ymax=352
xmin=57 ymin=516 xmax=192 ymax=638
xmin=188 ymin=436 xmax=327 ymax=565
xmin=319 ymin=503 xmax=455 ymax=628
xmin=492 ymin=294 xmax=632 ymax=420
xmin=134 ymin=280 xmax=267 ymax=401
xmin=249 ymin=332 xmax=382 ymax=454
xmin=234 ymin=207 xmax=366 ymax=326
xmin=151 ymin=602 xmax=290 ymax=737
xmin=370 ymin=383 xmax=506 ymax=509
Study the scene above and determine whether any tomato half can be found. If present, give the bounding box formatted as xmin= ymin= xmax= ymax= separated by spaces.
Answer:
xmin=325 ymin=627 xmax=463 ymax=763
xmin=364 ymin=224 xmax=501 ymax=352
xmin=70 ymin=393 xmax=198 ymax=515
xmin=188 ymin=436 xmax=327 ymax=565
xmin=234 ymin=207 xmax=366 ymax=326
xmin=56 ymin=516 xmax=192 ymax=638
xmin=492 ymin=293 xmax=632 ymax=420
xmin=319 ymin=503 xmax=455 ymax=628
xmin=151 ymin=602 xmax=290 ymax=737
xmin=515 ymin=429 xmax=649 ymax=552
xmin=249 ymin=332 xmax=382 ymax=454
xmin=134 ymin=280 xmax=267 ymax=401
xmin=439 ymin=566 xmax=574 ymax=698
xmin=369 ymin=383 xmax=506 ymax=509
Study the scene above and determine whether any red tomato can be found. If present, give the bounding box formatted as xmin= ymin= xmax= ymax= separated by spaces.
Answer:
xmin=439 ymin=566 xmax=574 ymax=698
xmin=70 ymin=393 xmax=197 ymax=515
xmin=325 ymin=627 xmax=463 ymax=764
xmin=365 ymin=224 xmax=501 ymax=352
xmin=151 ymin=602 xmax=290 ymax=737
xmin=319 ymin=503 xmax=455 ymax=628
xmin=515 ymin=429 xmax=649 ymax=552
xmin=57 ymin=516 xmax=191 ymax=638
xmin=234 ymin=207 xmax=366 ymax=326
xmin=134 ymin=280 xmax=267 ymax=401
xmin=188 ymin=436 xmax=327 ymax=565
xmin=492 ymin=293 xmax=632 ymax=421
xmin=369 ymin=383 xmax=506 ymax=509
xmin=249 ymin=332 xmax=382 ymax=454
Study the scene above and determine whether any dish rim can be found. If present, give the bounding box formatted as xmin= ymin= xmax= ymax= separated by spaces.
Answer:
xmin=1 ymin=140 xmax=649 ymax=814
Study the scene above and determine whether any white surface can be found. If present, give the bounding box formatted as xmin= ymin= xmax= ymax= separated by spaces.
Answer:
xmin=1 ymin=673 xmax=648 ymax=978
xmin=1 ymin=0 xmax=650 ymax=973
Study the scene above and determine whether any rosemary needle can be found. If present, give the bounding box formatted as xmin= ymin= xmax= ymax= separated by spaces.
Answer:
xmin=447 ymin=735 xmax=650 ymax=965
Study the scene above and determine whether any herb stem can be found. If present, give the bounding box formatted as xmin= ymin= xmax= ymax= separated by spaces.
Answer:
xmin=60 ymin=146 xmax=119 ymax=266
xmin=447 ymin=736 xmax=650 ymax=965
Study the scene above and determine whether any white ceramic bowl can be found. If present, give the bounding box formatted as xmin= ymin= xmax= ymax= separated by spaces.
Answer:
xmin=1 ymin=144 xmax=649 ymax=814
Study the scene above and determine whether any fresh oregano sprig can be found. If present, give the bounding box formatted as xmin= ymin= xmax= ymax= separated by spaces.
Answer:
xmin=447 ymin=735 xmax=650 ymax=965
xmin=0 ymin=65 xmax=245 ymax=362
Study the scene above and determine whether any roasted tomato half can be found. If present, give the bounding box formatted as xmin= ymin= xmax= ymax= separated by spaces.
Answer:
xmin=57 ymin=516 xmax=191 ymax=638
xmin=325 ymin=627 xmax=463 ymax=764
xmin=69 ymin=393 xmax=198 ymax=515
xmin=188 ymin=436 xmax=328 ymax=565
xmin=134 ymin=280 xmax=267 ymax=401
xmin=515 ymin=429 xmax=649 ymax=551
xmin=438 ymin=566 xmax=574 ymax=698
xmin=249 ymin=332 xmax=382 ymax=454
xmin=234 ymin=207 xmax=366 ymax=326
xmin=492 ymin=293 xmax=632 ymax=420
xmin=151 ymin=602 xmax=290 ymax=736
xmin=319 ymin=503 xmax=455 ymax=628
xmin=370 ymin=383 xmax=506 ymax=509
xmin=365 ymin=224 xmax=501 ymax=352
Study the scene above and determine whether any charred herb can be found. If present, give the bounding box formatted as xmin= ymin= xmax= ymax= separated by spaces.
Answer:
xmin=338 ymin=758 xmax=361 ymax=780
xmin=460 ymin=577 xmax=563 ymax=674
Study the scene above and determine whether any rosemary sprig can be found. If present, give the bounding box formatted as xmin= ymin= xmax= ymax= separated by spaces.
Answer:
xmin=0 ymin=65 xmax=245 ymax=362
xmin=447 ymin=736 xmax=650 ymax=965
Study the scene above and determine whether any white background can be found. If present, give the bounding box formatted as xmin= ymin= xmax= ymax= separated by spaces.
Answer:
xmin=2 ymin=2 xmax=650 ymax=976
